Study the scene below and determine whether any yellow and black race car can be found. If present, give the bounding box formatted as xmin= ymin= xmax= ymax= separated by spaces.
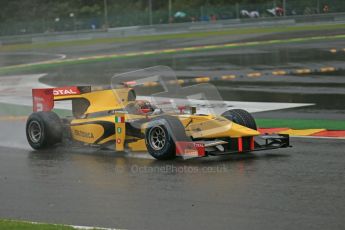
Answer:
xmin=26 ymin=84 xmax=290 ymax=160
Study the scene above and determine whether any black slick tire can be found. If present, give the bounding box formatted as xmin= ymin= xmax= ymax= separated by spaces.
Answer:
xmin=26 ymin=111 xmax=63 ymax=149
xmin=145 ymin=115 xmax=188 ymax=160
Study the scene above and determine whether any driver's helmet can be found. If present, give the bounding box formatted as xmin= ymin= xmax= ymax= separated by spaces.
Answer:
xmin=125 ymin=100 xmax=156 ymax=114
xmin=136 ymin=100 xmax=156 ymax=113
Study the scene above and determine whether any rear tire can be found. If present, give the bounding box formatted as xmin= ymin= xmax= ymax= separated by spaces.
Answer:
xmin=26 ymin=112 xmax=63 ymax=149
xmin=221 ymin=109 xmax=257 ymax=130
xmin=145 ymin=116 xmax=188 ymax=160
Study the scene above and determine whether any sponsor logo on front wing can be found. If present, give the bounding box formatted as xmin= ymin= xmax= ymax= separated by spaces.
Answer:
xmin=193 ymin=143 xmax=204 ymax=148
xmin=184 ymin=149 xmax=198 ymax=156
xmin=184 ymin=143 xmax=204 ymax=156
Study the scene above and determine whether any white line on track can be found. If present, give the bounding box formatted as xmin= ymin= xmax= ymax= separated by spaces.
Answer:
xmin=25 ymin=221 xmax=125 ymax=230
xmin=290 ymin=136 xmax=345 ymax=140
xmin=70 ymin=224 xmax=125 ymax=230
xmin=0 ymin=52 xmax=67 ymax=66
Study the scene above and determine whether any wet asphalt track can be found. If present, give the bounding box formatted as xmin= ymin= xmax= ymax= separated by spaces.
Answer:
xmin=1 ymin=27 xmax=345 ymax=229
xmin=0 ymin=122 xmax=344 ymax=229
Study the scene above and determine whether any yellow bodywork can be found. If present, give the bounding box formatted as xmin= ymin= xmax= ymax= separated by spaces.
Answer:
xmin=128 ymin=139 xmax=147 ymax=152
xmin=183 ymin=115 xmax=259 ymax=138
xmin=55 ymin=88 xmax=131 ymax=114
xmin=71 ymin=123 xmax=105 ymax=144
xmin=55 ymin=88 xmax=260 ymax=152
xmin=182 ymin=114 xmax=260 ymax=138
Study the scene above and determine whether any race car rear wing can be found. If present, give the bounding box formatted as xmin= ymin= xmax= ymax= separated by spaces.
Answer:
xmin=32 ymin=86 xmax=90 ymax=112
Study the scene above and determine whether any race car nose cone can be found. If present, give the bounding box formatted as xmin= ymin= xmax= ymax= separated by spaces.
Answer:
xmin=229 ymin=123 xmax=260 ymax=137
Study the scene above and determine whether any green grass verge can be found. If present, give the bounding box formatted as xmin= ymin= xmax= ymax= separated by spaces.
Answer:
xmin=1 ymin=33 xmax=344 ymax=76
xmin=0 ymin=219 xmax=75 ymax=230
xmin=0 ymin=103 xmax=33 ymax=116
xmin=256 ymin=118 xmax=345 ymax=130
xmin=0 ymin=102 xmax=71 ymax=117
xmin=1 ymin=23 xmax=345 ymax=52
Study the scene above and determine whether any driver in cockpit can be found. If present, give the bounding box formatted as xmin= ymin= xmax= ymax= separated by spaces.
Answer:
xmin=125 ymin=100 xmax=162 ymax=115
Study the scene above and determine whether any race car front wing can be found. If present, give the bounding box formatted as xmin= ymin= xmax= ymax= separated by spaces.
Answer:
xmin=176 ymin=134 xmax=290 ymax=157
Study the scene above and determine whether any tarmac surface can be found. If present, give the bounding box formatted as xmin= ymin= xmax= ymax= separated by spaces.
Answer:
xmin=0 ymin=127 xmax=344 ymax=229
xmin=33 ymin=31 xmax=345 ymax=120
xmin=0 ymin=26 xmax=344 ymax=229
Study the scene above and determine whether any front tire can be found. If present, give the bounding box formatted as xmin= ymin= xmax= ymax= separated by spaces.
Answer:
xmin=221 ymin=109 xmax=257 ymax=130
xmin=145 ymin=116 xmax=188 ymax=160
xmin=26 ymin=112 xmax=63 ymax=150
xmin=222 ymin=109 xmax=257 ymax=151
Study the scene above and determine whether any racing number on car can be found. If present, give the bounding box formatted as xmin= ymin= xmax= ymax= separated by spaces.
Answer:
xmin=32 ymin=89 xmax=54 ymax=112
xmin=34 ymin=98 xmax=44 ymax=112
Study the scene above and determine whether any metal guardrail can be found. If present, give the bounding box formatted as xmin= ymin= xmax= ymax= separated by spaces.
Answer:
xmin=1 ymin=12 xmax=345 ymax=46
